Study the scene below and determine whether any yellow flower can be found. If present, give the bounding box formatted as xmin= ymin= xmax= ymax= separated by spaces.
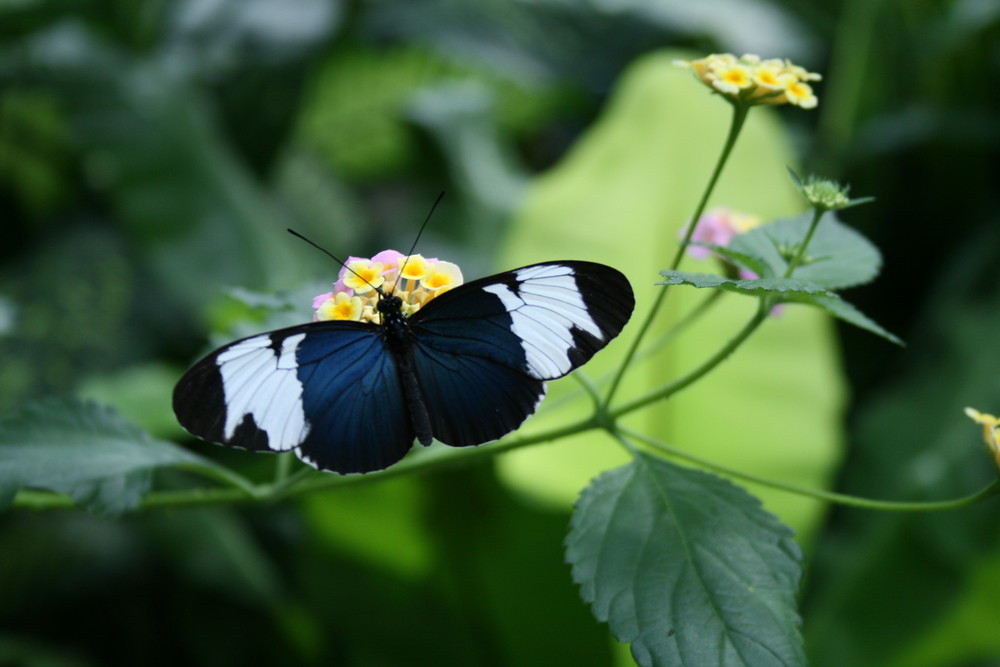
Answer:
xmin=780 ymin=76 xmax=818 ymax=109
xmin=752 ymin=61 xmax=786 ymax=90
xmin=423 ymin=261 xmax=464 ymax=294
xmin=342 ymin=259 xmax=385 ymax=294
xmin=316 ymin=292 xmax=363 ymax=321
xmin=712 ymin=63 xmax=754 ymax=94
xmin=675 ymin=53 xmax=821 ymax=110
xmin=397 ymin=254 xmax=433 ymax=282
xmin=965 ymin=407 xmax=1000 ymax=472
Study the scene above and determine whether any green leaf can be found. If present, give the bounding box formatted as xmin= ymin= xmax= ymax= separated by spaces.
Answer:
xmin=797 ymin=295 xmax=903 ymax=346
xmin=659 ymin=271 xmax=836 ymax=298
xmin=658 ymin=269 xmax=902 ymax=346
xmin=730 ymin=213 xmax=882 ymax=289
xmin=567 ymin=453 xmax=804 ymax=667
xmin=0 ymin=398 xmax=217 ymax=516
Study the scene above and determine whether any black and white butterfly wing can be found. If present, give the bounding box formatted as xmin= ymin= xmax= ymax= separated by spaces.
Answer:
xmin=409 ymin=261 xmax=634 ymax=446
xmin=172 ymin=322 xmax=414 ymax=474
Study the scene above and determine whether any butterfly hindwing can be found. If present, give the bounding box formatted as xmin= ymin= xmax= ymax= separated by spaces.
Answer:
xmin=410 ymin=340 xmax=547 ymax=446
xmin=173 ymin=322 xmax=415 ymax=474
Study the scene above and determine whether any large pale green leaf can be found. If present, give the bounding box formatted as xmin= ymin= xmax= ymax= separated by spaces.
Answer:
xmin=496 ymin=50 xmax=845 ymax=540
xmin=0 ymin=398 xmax=216 ymax=516
xmin=567 ymin=453 xmax=804 ymax=666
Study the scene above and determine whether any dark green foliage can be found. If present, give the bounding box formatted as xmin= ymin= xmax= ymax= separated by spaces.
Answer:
xmin=567 ymin=454 xmax=804 ymax=667
xmin=0 ymin=398 xmax=214 ymax=515
xmin=2 ymin=0 xmax=999 ymax=664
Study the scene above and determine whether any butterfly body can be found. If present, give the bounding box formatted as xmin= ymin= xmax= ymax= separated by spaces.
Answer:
xmin=174 ymin=261 xmax=633 ymax=474
xmin=376 ymin=294 xmax=434 ymax=447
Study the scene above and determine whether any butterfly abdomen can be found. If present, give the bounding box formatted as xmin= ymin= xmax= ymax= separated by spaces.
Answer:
xmin=380 ymin=296 xmax=434 ymax=447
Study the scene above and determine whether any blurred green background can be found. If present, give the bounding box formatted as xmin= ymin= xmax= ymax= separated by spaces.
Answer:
xmin=2 ymin=0 xmax=999 ymax=665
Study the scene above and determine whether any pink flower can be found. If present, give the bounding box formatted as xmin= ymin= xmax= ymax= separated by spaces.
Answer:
xmin=684 ymin=207 xmax=762 ymax=259
xmin=684 ymin=208 xmax=783 ymax=316
xmin=371 ymin=249 xmax=404 ymax=267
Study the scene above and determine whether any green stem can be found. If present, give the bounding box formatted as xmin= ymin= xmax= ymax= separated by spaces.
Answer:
xmin=12 ymin=486 xmax=259 ymax=512
xmin=273 ymin=452 xmax=294 ymax=483
xmin=175 ymin=461 xmax=259 ymax=498
xmin=611 ymin=299 xmax=769 ymax=419
xmin=604 ymin=102 xmax=750 ymax=406
xmin=621 ymin=426 xmax=1000 ymax=511
xmin=783 ymin=207 xmax=824 ymax=277
xmin=572 ymin=371 xmax=602 ymax=408
xmin=282 ymin=414 xmax=599 ymax=497
xmin=268 ymin=465 xmax=317 ymax=499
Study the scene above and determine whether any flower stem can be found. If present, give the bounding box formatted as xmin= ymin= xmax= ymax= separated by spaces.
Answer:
xmin=274 ymin=451 xmax=294 ymax=483
xmin=604 ymin=102 xmax=750 ymax=406
xmin=621 ymin=425 xmax=1000 ymax=511
xmin=611 ymin=298 xmax=769 ymax=419
xmin=784 ymin=207 xmax=824 ymax=277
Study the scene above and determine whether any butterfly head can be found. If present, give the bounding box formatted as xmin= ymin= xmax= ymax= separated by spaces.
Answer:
xmin=377 ymin=294 xmax=403 ymax=315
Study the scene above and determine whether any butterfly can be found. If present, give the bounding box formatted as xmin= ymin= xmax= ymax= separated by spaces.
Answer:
xmin=173 ymin=260 xmax=634 ymax=474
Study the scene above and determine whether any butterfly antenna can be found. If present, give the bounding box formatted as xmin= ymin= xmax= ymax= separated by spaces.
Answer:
xmin=286 ymin=228 xmax=382 ymax=295
xmin=394 ymin=191 xmax=445 ymax=295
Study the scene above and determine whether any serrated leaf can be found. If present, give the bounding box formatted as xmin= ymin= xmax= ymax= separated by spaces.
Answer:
xmin=567 ymin=453 xmax=804 ymax=667
xmin=797 ymin=295 xmax=904 ymax=346
xmin=659 ymin=270 xmax=835 ymax=298
xmin=658 ymin=271 xmax=902 ymax=345
xmin=731 ymin=213 xmax=882 ymax=290
xmin=0 ymin=398 xmax=216 ymax=516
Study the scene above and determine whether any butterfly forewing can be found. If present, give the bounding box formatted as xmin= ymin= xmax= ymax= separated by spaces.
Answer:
xmin=173 ymin=330 xmax=310 ymax=453
xmin=412 ymin=261 xmax=634 ymax=380
xmin=173 ymin=322 xmax=416 ymax=474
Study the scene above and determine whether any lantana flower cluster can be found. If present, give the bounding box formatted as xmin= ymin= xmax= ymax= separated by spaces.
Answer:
xmin=675 ymin=53 xmax=821 ymax=109
xmin=312 ymin=249 xmax=463 ymax=323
